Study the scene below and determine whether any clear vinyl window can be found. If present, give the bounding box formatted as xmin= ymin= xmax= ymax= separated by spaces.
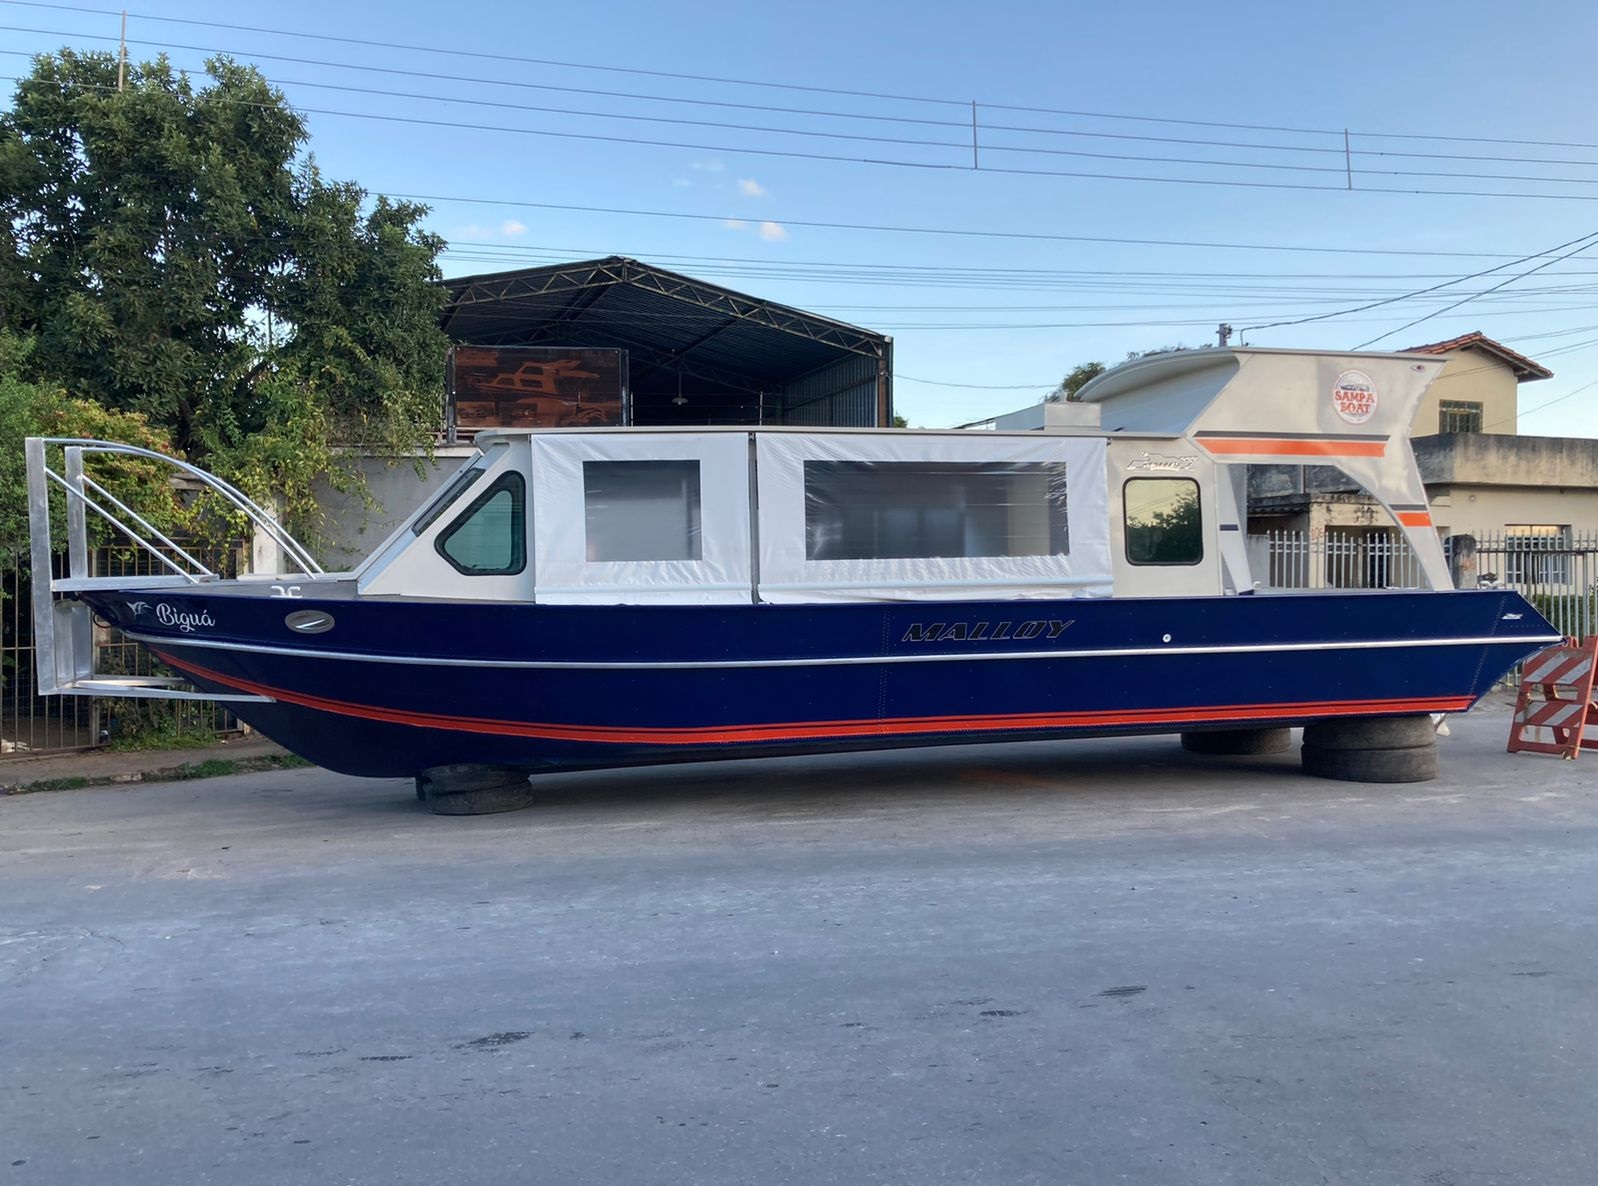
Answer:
xmin=583 ymin=459 xmax=703 ymax=562
xmin=1124 ymin=477 xmax=1203 ymax=566
xmin=435 ymin=472 xmax=526 ymax=575
xmin=803 ymin=461 xmax=1069 ymax=561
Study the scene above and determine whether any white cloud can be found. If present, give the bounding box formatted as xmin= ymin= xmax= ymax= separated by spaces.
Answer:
xmin=690 ymin=158 xmax=727 ymax=173
xmin=453 ymin=223 xmax=493 ymax=239
xmin=757 ymin=221 xmax=788 ymax=242
xmin=722 ymin=218 xmax=748 ymax=230
xmin=672 ymin=178 xmax=692 ymax=188
xmin=737 ymin=178 xmax=767 ymax=197
xmin=500 ymin=219 xmax=527 ymax=237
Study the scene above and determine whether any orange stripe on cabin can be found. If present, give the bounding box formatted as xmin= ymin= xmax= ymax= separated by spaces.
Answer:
xmin=1197 ymin=437 xmax=1387 ymax=458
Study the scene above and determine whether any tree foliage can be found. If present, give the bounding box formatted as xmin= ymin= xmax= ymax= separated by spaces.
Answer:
xmin=1048 ymin=346 xmax=1195 ymax=403
xmin=1050 ymin=361 xmax=1107 ymax=403
xmin=0 ymin=333 xmax=186 ymax=568
xmin=0 ymin=50 xmax=449 ymax=546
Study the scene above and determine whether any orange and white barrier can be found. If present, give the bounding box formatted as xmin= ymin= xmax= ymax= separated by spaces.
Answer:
xmin=1507 ymin=637 xmax=1598 ymax=760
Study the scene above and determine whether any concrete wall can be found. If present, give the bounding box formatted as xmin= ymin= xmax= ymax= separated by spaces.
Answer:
xmin=1413 ymin=432 xmax=1598 ymax=488
xmin=1429 ymin=485 xmax=1598 ymax=537
xmin=1411 ymin=348 xmax=1519 ymax=436
xmin=310 ymin=448 xmax=477 ymax=571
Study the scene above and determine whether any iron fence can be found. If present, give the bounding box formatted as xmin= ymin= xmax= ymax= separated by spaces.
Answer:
xmin=1474 ymin=530 xmax=1598 ymax=643
xmin=1 ymin=540 xmax=244 ymax=759
xmin=1245 ymin=529 xmax=1429 ymax=591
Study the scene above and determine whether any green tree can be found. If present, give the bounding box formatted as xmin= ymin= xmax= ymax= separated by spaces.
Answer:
xmin=0 ymin=333 xmax=185 ymax=567
xmin=1050 ymin=361 xmax=1106 ymax=403
xmin=0 ymin=50 xmax=448 ymax=536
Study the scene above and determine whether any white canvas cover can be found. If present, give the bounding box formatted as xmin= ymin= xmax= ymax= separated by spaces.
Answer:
xmin=531 ymin=433 xmax=752 ymax=604
xmin=755 ymin=433 xmax=1112 ymax=602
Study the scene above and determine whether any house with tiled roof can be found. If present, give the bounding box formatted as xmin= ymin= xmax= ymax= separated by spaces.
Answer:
xmin=1403 ymin=331 xmax=1552 ymax=438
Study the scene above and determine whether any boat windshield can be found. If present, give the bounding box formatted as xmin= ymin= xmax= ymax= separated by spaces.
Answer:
xmin=411 ymin=459 xmax=489 ymax=536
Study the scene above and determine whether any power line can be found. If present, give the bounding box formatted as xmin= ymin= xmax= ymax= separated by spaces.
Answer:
xmin=1241 ymin=228 xmax=1598 ymax=337
xmin=895 ymin=373 xmax=1058 ymax=390
xmin=392 ymin=192 xmax=1546 ymax=259
xmin=1354 ymin=232 xmax=1598 ymax=349
xmin=8 ymin=32 xmax=1598 ymax=200
xmin=10 ymin=41 xmax=1596 ymax=176
xmin=13 ymin=0 xmax=1598 ymax=158
xmin=0 ymin=0 xmax=968 ymax=107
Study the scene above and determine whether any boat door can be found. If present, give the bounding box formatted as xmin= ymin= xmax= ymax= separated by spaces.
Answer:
xmin=1106 ymin=439 xmax=1224 ymax=597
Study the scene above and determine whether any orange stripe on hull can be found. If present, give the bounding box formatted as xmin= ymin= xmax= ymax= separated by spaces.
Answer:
xmin=1396 ymin=511 xmax=1433 ymax=527
xmin=1198 ymin=438 xmax=1387 ymax=458
xmin=156 ymin=651 xmax=1474 ymax=747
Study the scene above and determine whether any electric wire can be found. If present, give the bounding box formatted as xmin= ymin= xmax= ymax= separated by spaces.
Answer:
xmin=1354 ymin=233 xmax=1598 ymax=349
xmin=11 ymin=0 xmax=1598 ymax=156
xmin=7 ymin=30 xmax=1598 ymax=199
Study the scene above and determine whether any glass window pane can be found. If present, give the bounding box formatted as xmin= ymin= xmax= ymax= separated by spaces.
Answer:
xmin=1125 ymin=478 xmax=1203 ymax=565
xmin=436 ymin=473 xmax=526 ymax=575
xmin=584 ymin=460 xmax=703 ymax=562
xmin=803 ymin=461 xmax=1069 ymax=561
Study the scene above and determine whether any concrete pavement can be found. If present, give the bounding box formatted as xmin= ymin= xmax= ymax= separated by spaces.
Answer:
xmin=2 ymin=708 xmax=1594 ymax=1185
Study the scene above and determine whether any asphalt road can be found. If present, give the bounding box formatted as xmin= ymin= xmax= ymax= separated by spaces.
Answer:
xmin=3 ymin=712 xmax=1595 ymax=1186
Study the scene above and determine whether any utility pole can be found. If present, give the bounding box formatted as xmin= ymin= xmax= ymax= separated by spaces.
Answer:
xmin=117 ymin=11 xmax=127 ymax=91
xmin=1216 ymin=323 xmax=1233 ymax=348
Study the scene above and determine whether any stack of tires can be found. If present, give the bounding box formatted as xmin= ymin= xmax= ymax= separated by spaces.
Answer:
xmin=1300 ymin=716 xmax=1439 ymax=783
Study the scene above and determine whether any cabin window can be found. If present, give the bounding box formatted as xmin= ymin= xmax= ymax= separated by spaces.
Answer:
xmin=583 ymin=460 xmax=703 ymax=562
xmin=1439 ymin=400 xmax=1483 ymax=434
xmin=1124 ymin=477 xmax=1203 ymax=565
xmin=803 ymin=461 xmax=1069 ymax=561
xmin=435 ymin=472 xmax=526 ymax=575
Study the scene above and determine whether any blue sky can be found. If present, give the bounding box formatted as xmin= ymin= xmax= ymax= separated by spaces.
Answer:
xmin=6 ymin=0 xmax=1598 ymax=432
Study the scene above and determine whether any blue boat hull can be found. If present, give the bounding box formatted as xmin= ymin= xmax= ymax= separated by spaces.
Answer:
xmin=85 ymin=587 xmax=1558 ymax=778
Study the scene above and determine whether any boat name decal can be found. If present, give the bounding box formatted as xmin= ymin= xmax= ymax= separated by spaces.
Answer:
xmin=903 ymin=619 xmax=1074 ymax=644
xmin=1125 ymin=452 xmax=1198 ymax=473
xmin=154 ymin=603 xmax=215 ymax=634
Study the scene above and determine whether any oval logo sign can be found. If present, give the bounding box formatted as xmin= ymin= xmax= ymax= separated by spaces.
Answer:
xmin=1331 ymin=369 xmax=1378 ymax=424
xmin=285 ymin=609 xmax=335 ymax=635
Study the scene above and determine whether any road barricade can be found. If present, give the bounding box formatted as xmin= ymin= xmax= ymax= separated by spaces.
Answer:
xmin=1507 ymin=637 xmax=1598 ymax=761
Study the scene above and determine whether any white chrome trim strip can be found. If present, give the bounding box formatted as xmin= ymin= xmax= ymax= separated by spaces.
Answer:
xmin=124 ymin=630 xmax=1564 ymax=671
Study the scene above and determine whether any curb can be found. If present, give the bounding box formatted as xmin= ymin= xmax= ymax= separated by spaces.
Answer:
xmin=0 ymin=752 xmax=311 ymax=796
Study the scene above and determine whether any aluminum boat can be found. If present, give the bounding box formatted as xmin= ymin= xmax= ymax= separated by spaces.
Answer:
xmin=25 ymin=347 xmax=1560 ymax=808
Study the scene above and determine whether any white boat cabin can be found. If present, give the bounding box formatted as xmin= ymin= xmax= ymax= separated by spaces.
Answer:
xmin=354 ymin=347 xmax=1454 ymax=604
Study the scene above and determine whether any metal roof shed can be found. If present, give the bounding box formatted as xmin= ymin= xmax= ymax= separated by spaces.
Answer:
xmin=439 ymin=256 xmax=892 ymax=427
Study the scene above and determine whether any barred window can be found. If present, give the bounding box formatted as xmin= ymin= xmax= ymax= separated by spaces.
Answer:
xmin=1439 ymin=400 xmax=1483 ymax=434
xmin=1504 ymin=524 xmax=1571 ymax=585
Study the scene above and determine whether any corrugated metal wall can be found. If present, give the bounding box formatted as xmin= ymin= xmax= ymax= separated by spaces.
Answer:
xmin=778 ymin=353 xmax=887 ymax=427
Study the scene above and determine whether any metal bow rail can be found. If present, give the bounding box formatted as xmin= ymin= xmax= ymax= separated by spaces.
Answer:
xmin=23 ymin=437 xmax=322 ymax=702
